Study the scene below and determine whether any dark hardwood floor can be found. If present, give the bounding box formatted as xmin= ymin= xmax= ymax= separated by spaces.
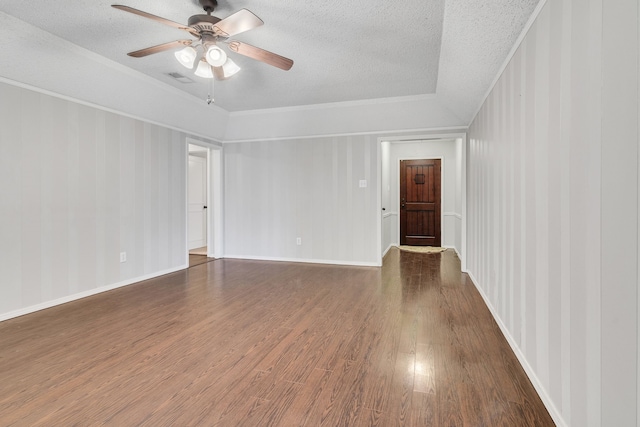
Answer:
xmin=189 ymin=254 xmax=215 ymax=268
xmin=0 ymin=248 xmax=554 ymax=426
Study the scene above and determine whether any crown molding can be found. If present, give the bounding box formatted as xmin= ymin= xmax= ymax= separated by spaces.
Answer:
xmin=223 ymin=126 xmax=468 ymax=144
xmin=0 ymin=75 xmax=223 ymax=144
xmin=228 ymin=93 xmax=439 ymax=117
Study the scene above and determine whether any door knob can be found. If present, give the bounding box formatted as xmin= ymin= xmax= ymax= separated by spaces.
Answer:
xmin=203 ymin=206 xmax=207 ymax=209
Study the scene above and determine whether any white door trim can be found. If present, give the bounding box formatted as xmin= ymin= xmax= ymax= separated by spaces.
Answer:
xmin=208 ymin=145 xmax=223 ymax=258
xmin=377 ymin=133 xmax=467 ymax=271
xmin=186 ymin=138 xmax=224 ymax=262
xmin=188 ymin=154 xmax=207 ymax=249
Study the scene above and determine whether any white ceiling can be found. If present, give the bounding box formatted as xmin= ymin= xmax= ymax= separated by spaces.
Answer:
xmin=0 ymin=0 xmax=540 ymax=122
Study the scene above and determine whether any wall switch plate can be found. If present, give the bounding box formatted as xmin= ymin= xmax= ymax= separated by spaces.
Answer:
xmin=296 ymin=237 xmax=302 ymax=245
xmin=359 ymin=180 xmax=367 ymax=188
xmin=120 ymin=252 xmax=127 ymax=263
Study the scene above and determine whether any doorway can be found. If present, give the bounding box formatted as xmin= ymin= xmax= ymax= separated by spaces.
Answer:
xmin=185 ymin=139 xmax=223 ymax=268
xmin=379 ymin=135 xmax=467 ymax=270
xmin=187 ymin=143 xmax=211 ymax=267
xmin=188 ymin=151 xmax=207 ymax=251
xmin=399 ymin=158 xmax=442 ymax=246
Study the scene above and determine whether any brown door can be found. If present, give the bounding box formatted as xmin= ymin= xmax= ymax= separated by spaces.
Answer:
xmin=400 ymin=159 xmax=441 ymax=246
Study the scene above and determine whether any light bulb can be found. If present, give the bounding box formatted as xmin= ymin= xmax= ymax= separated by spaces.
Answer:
xmin=205 ymin=45 xmax=227 ymax=67
xmin=194 ymin=59 xmax=213 ymax=78
xmin=174 ymin=46 xmax=196 ymax=69
xmin=222 ymin=58 xmax=241 ymax=78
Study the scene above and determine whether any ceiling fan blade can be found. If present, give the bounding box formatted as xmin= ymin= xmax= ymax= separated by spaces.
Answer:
xmin=228 ymin=41 xmax=293 ymax=71
xmin=127 ymin=40 xmax=193 ymax=58
xmin=213 ymin=9 xmax=263 ymax=37
xmin=111 ymin=5 xmax=198 ymax=37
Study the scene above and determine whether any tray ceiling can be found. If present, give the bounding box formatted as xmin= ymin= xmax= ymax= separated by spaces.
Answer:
xmin=0 ymin=0 xmax=540 ymax=120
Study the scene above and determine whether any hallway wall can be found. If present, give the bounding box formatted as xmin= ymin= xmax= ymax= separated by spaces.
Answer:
xmin=466 ymin=0 xmax=639 ymax=425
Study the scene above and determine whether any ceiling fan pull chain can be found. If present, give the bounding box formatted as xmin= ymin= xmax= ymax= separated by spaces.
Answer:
xmin=207 ymin=77 xmax=214 ymax=105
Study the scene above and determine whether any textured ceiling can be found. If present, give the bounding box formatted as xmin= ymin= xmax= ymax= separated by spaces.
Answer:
xmin=0 ymin=0 xmax=539 ymax=119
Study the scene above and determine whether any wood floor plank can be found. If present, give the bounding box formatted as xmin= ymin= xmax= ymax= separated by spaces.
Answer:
xmin=300 ymin=357 xmax=366 ymax=426
xmin=385 ymin=352 xmax=415 ymax=425
xmin=410 ymin=390 xmax=437 ymax=426
xmin=0 ymin=250 xmax=555 ymax=426
xmin=413 ymin=343 xmax=435 ymax=394
xmin=277 ymin=368 xmax=333 ymax=426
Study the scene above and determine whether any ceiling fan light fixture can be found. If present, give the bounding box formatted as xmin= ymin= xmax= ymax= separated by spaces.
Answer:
xmin=222 ymin=58 xmax=241 ymax=78
xmin=174 ymin=46 xmax=197 ymax=68
xmin=205 ymin=45 xmax=227 ymax=67
xmin=194 ymin=59 xmax=214 ymax=78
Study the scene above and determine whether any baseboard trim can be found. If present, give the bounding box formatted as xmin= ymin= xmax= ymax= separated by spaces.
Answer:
xmin=466 ymin=271 xmax=567 ymax=427
xmin=0 ymin=264 xmax=188 ymax=323
xmin=382 ymin=244 xmax=394 ymax=258
xmin=443 ymin=245 xmax=461 ymax=259
xmin=223 ymin=255 xmax=381 ymax=267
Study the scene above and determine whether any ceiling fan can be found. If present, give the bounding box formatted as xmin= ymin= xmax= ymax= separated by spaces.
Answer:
xmin=112 ymin=0 xmax=293 ymax=80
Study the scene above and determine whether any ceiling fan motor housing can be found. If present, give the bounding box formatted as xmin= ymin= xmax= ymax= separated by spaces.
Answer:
xmin=188 ymin=14 xmax=222 ymax=33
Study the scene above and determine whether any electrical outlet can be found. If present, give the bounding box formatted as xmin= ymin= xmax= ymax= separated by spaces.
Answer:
xmin=359 ymin=180 xmax=367 ymax=188
xmin=120 ymin=252 xmax=127 ymax=263
xmin=296 ymin=237 xmax=302 ymax=245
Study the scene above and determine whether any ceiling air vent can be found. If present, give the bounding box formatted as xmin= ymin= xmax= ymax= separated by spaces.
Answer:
xmin=167 ymin=72 xmax=194 ymax=84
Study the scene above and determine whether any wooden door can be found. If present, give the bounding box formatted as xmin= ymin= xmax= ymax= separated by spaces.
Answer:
xmin=400 ymin=159 xmax=441 ymax=246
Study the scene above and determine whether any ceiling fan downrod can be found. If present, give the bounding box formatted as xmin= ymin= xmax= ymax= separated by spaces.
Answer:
xmin=189 ymin=0 xmax=222 ymax=28
xmin=199 ymin=0 xmax=218 ymax=14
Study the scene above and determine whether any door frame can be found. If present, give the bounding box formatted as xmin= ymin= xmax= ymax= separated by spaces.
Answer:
xmin=377 ymin=132 xmax=467 ymax=271
xmin=188 ymin=152 xmax=208 ymax=250
xmin=185 ymin=138 xmax=223 ymax=263
xmin=398 ymin=157 xmax=443 ymax=247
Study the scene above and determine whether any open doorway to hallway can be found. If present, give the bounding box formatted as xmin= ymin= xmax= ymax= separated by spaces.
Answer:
xmin=379 ymin=135 xmax=467 ymax=271
xmin=186 ymin=140 xmax=224 ymax=268
xmin=188 ymin=144 xmax=211 ymax=267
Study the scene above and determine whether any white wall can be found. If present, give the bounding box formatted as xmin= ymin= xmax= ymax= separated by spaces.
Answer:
xmin=454 ymin=138 xmax=462 ymax=253
xmin=224 ymin=136 xmax=379 ymax=266
xmin=381 ymin=141 xmax=392 ymax=254
xmin=0 ymin=81 xmax=216 ymax=321
xmin=601 ymin=0 xmax=639 ymax=424
xmin=384 ymin=139 xmax=462 ymax=254
xmin=467 ymin=0 xmax=639 ymax=426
